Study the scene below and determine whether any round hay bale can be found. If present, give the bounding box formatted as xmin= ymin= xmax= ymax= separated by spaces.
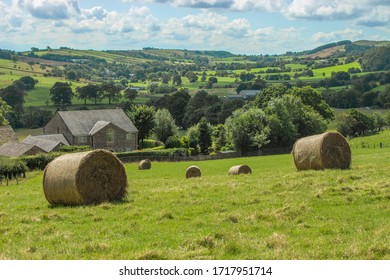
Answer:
xmin=186 ymin=165 xmax=201 ymax=178
xmin=228 ymin=165 xmax=252 ymax=175
xmin=138 ymin=159 xmax=151 ymax=170
xmin=43 ymin=149 xmax=127 ymax=206
xmin=292 ymin=131 xmax=351 ymax=170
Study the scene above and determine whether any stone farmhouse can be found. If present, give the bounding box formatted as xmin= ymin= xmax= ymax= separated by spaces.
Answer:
xmin=44 ymin=109 xmax=138 ymax=152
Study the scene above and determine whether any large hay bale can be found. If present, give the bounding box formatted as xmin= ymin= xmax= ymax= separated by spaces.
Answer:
xmin=138 ymin=159 xmax=151 ymax=170
xmin=186 ymin=165 xmax=201 ymax=178
xmin=292 ymin=131 xmax=351 ymax=170
xmin=228 ymin=165 xmax=252 ymax=175
xmin=43 ymin=149 xmax=127 ymax=206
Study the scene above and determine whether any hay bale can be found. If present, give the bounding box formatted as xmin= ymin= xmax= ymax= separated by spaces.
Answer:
xmin=228 ymin=165 xmax=252 ymax=175
xmin=43 ymin=149 xmax=127 ymax=206
xmin=186 ymin=165 xmax=201 ymax=178
xmin=138 ymin=159 xmax=151 ymax=170
xmin=292 ymin=131 xmax=351 ymax=170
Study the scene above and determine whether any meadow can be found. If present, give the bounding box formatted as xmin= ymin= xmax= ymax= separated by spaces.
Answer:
xmin=1 ymin=132 xmax=390 ymax=260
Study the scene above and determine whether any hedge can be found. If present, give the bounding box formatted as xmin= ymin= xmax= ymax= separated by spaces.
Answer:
xmin=0 ymin=157 xmax=27 ymax=185
xmin=115 ymin=148 xmax=188 ymax=160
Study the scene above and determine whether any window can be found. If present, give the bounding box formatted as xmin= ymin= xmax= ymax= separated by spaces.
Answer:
xmin=106 ymin=129 xmax=115 ymax=144
xmin=78 ymin=136 xmax=88 ymax=143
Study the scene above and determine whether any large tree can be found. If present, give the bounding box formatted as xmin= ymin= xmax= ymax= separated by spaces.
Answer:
xmin=0 ymin=97 xmax=11 ymax=126
xmin=50 ymin=82 xmax=74 ymax=108
xmin=127 ymin=105 xmax=156 ymax=146
xmin=225 ymin=107 xmax=270 ymax=154
xmin=154 ymin=109 xmax=178 ymax=144
xmin=197 ymin=117 xmax=212 ymax=154
xmin=101 ymin=81 xmax=122 ymax=105
xmin=76 ymin=84 xmax=101 ymax=105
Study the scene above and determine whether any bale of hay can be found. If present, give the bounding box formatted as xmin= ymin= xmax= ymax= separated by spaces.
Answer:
xmin=43 ymin=149 xmax=127 ymax=206
xmin=138 ymin=159 xmax=151 ymax=170
xmin=186 ymin=165 xmax=201 ymax=178
xmin=228 ymin=165 xmax=252 ymax=175
xmin=292 ymin=131 xmax=351 ymax=170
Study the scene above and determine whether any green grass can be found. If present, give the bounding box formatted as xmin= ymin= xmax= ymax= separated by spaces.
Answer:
xmin=1 ymin=138 xmax=390 ymax=259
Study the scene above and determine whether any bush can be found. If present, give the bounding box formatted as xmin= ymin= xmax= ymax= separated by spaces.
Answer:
xmin=0 ymin=157 xmax=26 ymax=184
xmin=165 ymin=136 xmax=181 ymax=148
xmin=21 ymin=153 xmax=62 ymax=171
xmin=57 ymin=146 xmax=91 ymax=153
xmin=116 ymin=148 xmax=188 ymax=160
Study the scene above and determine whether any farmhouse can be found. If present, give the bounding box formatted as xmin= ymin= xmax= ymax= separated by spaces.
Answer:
xmin=43 ymin=109 xmax=138 ymax=152
xmin=0 ymin=141 xmax=45 ymax=157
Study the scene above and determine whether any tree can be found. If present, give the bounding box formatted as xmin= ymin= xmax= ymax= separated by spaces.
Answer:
xmin=289 ymin=86 xmax=334 ymax=120
xmin=127 ymin=105 xmax=156 ymax=146
xmin=265 ymin=95 xmax=327 ymax=147
xmin=101 ymin=81 xmax=121 ymax=105
xmin=124 ymin=88 xmax=138 ymax=103
xmin=225 ymin=107 xmax=270 ymax=154
xmin=172 ymin=74 xmax=182 ymax=86
xmin=197 ymin=117 xmax=212 ymax=154
xmin=154 ymin=109 xmax=178 ymax=144
xmin=254 ymin=84 xmax=289 ymax=108
xmin=77 ymin=84 xmax=102 ymax=105
xmin=336 ymin=109 xmax=375 ymax=137
xmin=50 ymin=82 xmax=74 ymax=108
xmin=0 ymin=97 xmax=11 ymax=126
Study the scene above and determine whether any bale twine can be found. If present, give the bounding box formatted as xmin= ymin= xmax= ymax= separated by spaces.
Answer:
xmin=186 ymin=165 xmax=201 ymax=179
xmin=43 ymin=149 xmax=127 ymax=206
xmin=292 ymin=131 xmax=351 ymax=170
xmin=228 ymin=165 xmax=252 ymax=175
xmin=138 ymin=159 xmax=151 ymax=170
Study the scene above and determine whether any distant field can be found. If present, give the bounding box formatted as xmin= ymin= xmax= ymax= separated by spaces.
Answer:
xmin=1 ymin=134 xmax=390 ymax=259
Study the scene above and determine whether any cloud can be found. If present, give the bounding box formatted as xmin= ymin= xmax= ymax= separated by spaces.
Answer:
xmin=311 ymin=28 xmax=363 ymax=44
xmin=17 ymin=0 xmax=81 ymax=20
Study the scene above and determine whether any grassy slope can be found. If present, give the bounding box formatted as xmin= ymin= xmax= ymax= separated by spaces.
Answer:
xmin=1 ymin=138 xmax=390 ymax=260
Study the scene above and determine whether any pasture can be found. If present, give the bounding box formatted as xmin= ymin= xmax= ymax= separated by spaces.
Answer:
xmin=1 ymin=139 xmax=390 ymax=260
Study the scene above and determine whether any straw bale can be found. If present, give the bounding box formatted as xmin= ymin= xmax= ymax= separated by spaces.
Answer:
xmin=228 ymin=165 xmax=252 ymax=175
xmin=186 ymin=165 xmax=201 ymax=178
xmin=43 ymin=149 xmax=127 ymax=206
xmin=138 ymin=159 xmax=151 ymax=170
xmin=292 ymin=131 xmax=351 ymax=170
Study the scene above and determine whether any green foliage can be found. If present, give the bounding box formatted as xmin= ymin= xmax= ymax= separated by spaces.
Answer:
xmin=50 ymin=82 xmax=74 ymax=108
xmin=197 ymin=117 xmax=212 ymax=154
xmin=225 ymin=107 xmax=270 ymax=153
xmin=100 ymin=81 xmax=122 ymax=105
xmin=164 ymin=136 xmax=182 ymax=149
xmin=186 ymin=125 xmax=200 ymax=153
xmin=290 ymin=86 xmax=334 ymax=120
xmin=0 ymin=97 xmax=11 ymax=125
xmin=337 ymin=109 xmax=375 ymax=137
xmin=254 ymin=84 xmax=289 ymax=108
xmin=127 ymin=105 xmax=156 ymax=145
xmin=0 ymin=157 xmax=26 ymax=185
xmin=154 ymin=109 xmax=178 ymax=143
xmin=116 ymin=148 xmax=187 ymax=160
xmin=361 ymin=46 xmax=390 ymax=71
xmin=21 ymin=153 xmax=62 ymax=171
xmin=57 ymin=145 xmax=92 ymax=153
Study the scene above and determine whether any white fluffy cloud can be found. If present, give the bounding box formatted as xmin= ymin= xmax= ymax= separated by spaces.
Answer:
xmin=17 ymin=0 xmax=81 ymax=19
xmin=312 ymin=28 xmax=364 ymax=44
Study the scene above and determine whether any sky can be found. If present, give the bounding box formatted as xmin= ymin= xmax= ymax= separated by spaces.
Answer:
xmin=0 ymin=0 xmax=389 ymax=55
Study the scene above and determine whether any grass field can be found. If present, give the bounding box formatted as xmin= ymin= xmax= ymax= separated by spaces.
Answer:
xmin=1 ymin=133 xmax=390 ymax=260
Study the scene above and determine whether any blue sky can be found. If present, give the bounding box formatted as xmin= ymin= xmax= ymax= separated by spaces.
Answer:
xmin=0 ymin=0 xmax=388 ymax=54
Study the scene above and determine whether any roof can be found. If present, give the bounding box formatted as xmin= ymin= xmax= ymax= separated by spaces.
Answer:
xmin=89 ymin=121 xmax=110 ymax=136
xmin=0 ymin=141 xmax=44 ymax=157
xmin=56 ymin=109 xmax=137 ymax=136
xmin=23 ymin=135 xmax=68 ymax=153
xmin=32 ymin=134 xmax=70 ymax=145
xmin=239 ymin=90 xmax=259 ymax=97
xmin=0 ymin=126 xmax=18 ymax=145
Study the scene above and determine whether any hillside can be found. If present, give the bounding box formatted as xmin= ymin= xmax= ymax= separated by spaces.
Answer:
xmin=0 ymin=131 xmax=390 ymax=259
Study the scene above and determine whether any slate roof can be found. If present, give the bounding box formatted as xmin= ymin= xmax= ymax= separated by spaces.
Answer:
xmin=56 ymin=109 xmax=137 ymax=136
xmin=0 ymin=126 xmax=18 ymax=145
xmin=33 ymin=134 xmax=70 ymax=145
xmin=89 ymin=121 xmax=110 ymax=136
xmin=23 ymin=134 xmax=69 ymax=153
xmin=0 ymin=141 xmax=44 ymax=157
